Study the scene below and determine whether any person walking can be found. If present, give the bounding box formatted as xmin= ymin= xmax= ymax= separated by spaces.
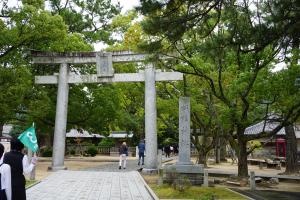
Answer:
xmin=138 ymin=140 xmax=145 ymax=166
xmin=3 ymin=138 xmax=37 ymax=200
xmin=0 ymin=143 xmax=11 ymax=200
xmin=170 ymin=145 xmax=174 ymax=156
xmin=164 ymin=145 xmax=170 ymax=158
xmin=119 ymin=142 xmax=128 ymax=169
xmin=173 ymin=145 xmax=178 ymax=156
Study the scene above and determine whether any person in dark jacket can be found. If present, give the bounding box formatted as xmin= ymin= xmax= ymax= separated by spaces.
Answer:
xmin=173 ymin=145 xmax=179 ymax=156
xmin=4 ymin=138 xmax=37 ymax=200
xmin=164 ymin=145 xmax=171 ymax=158
xmin=119 ymin=142 xmax=128 ymax=169
xmin=138 ymin=140 xmax=145 ymax=165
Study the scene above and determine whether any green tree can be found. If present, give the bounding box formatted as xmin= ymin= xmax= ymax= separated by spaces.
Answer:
xmin=47 ymin=0 xmax=121 ymax=43
xmin=0 ymin=0 xmax=119 ymax=145
xmin=0 ymin=0 xmax=69 ymax=136
xmin=138 ymin=0 xmax=300 ymax=177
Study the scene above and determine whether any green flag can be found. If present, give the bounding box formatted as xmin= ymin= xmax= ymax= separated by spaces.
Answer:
xmin=18 ymin=124 xmax=38 ymax=152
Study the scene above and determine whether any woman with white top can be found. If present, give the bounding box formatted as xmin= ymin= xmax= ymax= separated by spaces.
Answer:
xmin=3 ymin=138 xmax=37 ymax=200
xmin=0 ymin=143 xmax=11 ymax=200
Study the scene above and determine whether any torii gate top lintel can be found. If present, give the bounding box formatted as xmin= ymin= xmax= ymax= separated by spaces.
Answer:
xmin=30 ymin=50 xmax=164 ymax=64
xmin=31 ymin=50 xmax=182 ymax=84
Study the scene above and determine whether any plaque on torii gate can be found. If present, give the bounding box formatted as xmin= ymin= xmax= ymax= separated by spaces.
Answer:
xmin=31 ymin=50 xmax=183 ymax=172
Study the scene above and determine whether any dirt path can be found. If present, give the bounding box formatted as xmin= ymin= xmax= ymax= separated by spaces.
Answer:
xmin=32 ymin=155 xmax=137 ymax=180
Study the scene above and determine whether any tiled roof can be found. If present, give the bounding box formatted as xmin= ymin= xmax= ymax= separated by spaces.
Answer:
xmin=244 ymin=121 xmax=300 ymax=139
xmin=66 ymin=129 xmax=105 ymax=138
xmin=108 ymin=131 xmax=133 ymax=138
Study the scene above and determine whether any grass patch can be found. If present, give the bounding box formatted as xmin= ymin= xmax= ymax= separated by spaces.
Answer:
xmin=142 ymin=174 xmax=159 ymax=184
xmin=150 ymin=184 xmax=247 ymax=200
xmin=26 ymin=180 xmax=38 ymax=188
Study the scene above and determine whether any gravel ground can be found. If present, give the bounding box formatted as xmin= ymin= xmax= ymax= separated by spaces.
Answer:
xmin=81 ymin=159 xmax=145 ymax=172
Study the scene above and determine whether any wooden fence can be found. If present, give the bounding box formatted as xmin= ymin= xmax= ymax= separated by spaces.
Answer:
xmin=66 ymin=145 xmax=136 ymax=156
xmin=66 ymin=144 xmax=202 ymax=157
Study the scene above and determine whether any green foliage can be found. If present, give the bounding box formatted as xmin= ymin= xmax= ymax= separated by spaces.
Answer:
xmin=23 ymin=0 xmax=44 ymax=9
xmin=0 ymin=67 xmax=32 ymax=125
xmin=162 ymin=138 xmax=177 ymax=146
xmin=248 ymin=140 xmax=262 ymax=150
xmin=0 ymin=0 xmax=121 ymax=147
xmin=150 ymin=184 xmax=246 ymax=199
xmin=99 ymin=138 xmax=114 ymax=147
xmin=111 ymin=11 xmax=138 ymax=38
xmin=86 ymin=145 xmax=98 ymax=157
xmin=48 ymin=0 xmax=121 ymax=43
xmin=172 ymin=175 xmax=191 ymax=192
xmin=70 ymin=149 xmax=76 ymax=155
xmin=41 ymin=147 xmax=52 ymax=157
xmin=138 ymin=0 xmax=300 ymax=177
xmin=9 ymin=125 xmax=26 ymax=138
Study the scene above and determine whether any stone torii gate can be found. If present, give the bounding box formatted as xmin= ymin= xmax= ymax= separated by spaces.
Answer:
xmin=31 ymin=51 xmax=183 ymax=172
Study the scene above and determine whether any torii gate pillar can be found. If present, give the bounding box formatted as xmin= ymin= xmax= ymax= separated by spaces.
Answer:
xmin=144 ymin=63 xmax=157 ymax=171
xmin=49 ymin=63 xmax=69 ymax=170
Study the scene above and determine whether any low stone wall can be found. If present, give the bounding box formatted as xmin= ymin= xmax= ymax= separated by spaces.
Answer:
xmin=162 ymin=171 xmax=204 ymax=185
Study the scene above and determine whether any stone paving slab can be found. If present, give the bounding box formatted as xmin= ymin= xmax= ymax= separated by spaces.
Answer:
xmin=27 ymin=170 xmax=158 ymax=200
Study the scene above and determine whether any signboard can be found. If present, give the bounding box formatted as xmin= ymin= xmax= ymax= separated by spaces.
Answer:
xmin=96 ymin=52 xmax=114 ymax=77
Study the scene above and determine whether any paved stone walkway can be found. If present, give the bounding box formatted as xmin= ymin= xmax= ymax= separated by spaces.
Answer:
xmin=26 ymin=158 xmax=175 ymax=199
xmin=26 ymin=170 xmax=158 ymax=200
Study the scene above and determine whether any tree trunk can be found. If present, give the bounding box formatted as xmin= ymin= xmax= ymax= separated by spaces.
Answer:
xmin=197 ymin=149 xmax=208 ymax=167
xmin=237 ymin=138 xmax=248 ymax=177
xmin=215 ymin=137 xmax=220 ymax=163
xmin=285 ymin=124 xmax=298 ymax=174
xmin=220 ymin=138 xmax=227 ymax=162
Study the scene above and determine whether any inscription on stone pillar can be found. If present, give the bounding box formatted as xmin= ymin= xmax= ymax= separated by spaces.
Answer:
xmin=177 ymin=97 xmax=192 ymax=165
xmin=96 ymin=52 xmax=114 ymax=77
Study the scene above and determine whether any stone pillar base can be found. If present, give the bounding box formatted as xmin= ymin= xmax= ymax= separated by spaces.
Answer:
xmin=176 ymin=161 xmax=193 ymax=165
xmin=142 ymin=168 xmax=158 ymax=175
xmin=48 ymin=166 xmax=68 ymax=171
xmin=163 ymin=164 xmax=204 ymax=185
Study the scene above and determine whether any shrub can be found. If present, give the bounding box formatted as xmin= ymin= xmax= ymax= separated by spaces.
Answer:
xmin=70 ymin=149 xmax=76 ymax=155
xmin=86 ymin=145 xmax=98 ymax=157
xmin=41 ymin=147 xmax=52 ymax=157
xmin=98 ymin=138 xmax=114 ymax=147
xmin=172 ymin=175 xmax=191 ymax=192
xmin=164 ymin=169 xmax=191 ymax=192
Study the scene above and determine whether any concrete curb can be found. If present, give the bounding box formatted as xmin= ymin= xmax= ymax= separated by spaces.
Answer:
xmin=136 ymin=171 xmax=160 ymax=200
xmin=26 ymin=180 xmax=41 ymax=190
xmin=228 ymin=188 xmax=262 ymax=200
xmin=205 ymin=169 xmax=300 ymax=181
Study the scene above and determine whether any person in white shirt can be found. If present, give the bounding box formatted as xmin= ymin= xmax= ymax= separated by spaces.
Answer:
xmin=0 ymin=143 xmax=11 ymax=200
xmin=3 ymin=138 xmax=37 ymax=200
